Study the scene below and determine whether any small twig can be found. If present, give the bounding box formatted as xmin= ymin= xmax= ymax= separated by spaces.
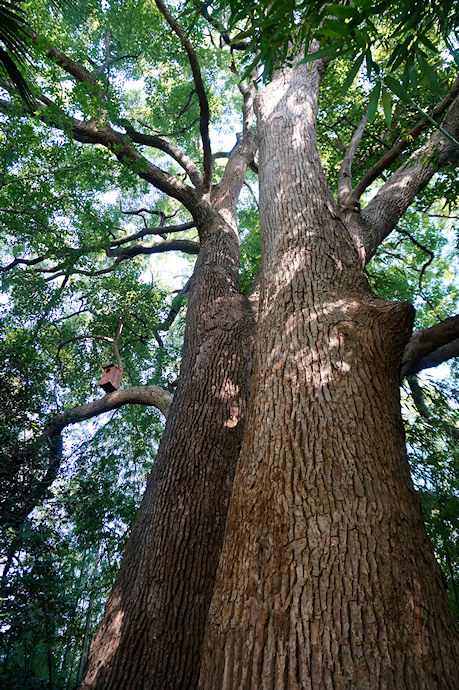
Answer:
xmin=423 ymin=213 xmax=459 ymax=220
xmin=112 ymin=316 xmax=124 ymax=371
xmin=0 ymin=195 xmax=67 ymax=216
xmin=243 ymin=180 xmax=259 ymax=209
xmin=396 ymin=227 xmax=434 ymax=299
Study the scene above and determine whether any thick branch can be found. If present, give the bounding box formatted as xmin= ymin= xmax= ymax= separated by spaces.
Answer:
xmin=0 ymin=255 xmax=46 ymax=271
xmin=348 ymin=76 xmax=459 ymax=206
xmin=1 ymin=432 xmax=64 ymax=541
xmin=121 ymin=125 xmax=204 ymax=188
xmin=11 ymin=29 xmax=204 ymax=191
xmin=153 ymin=0 xmax=212 ymax=191
xmin=405 ymin=339 xmax=459 ymax=376
xmin=43 ymin=385 xmax=173 ymax=436
xmin=361 ymin=91 xmax=459 ymax=261
xmin=211 ymin=81 xmax=257 ymax=225
xmin=106 ymin=237 xmax=200 ymax=259
xmin=1 ymin=385 xmax=173 ymax=546
xmin=402 ymin=315 xmax=459 ymax=377
xmin=70 ymin=122 xmax=199 ymax=211
xmin=110 ymin=221 xmax=196 ymax=247
xmin=0 ymin=88 xmax=199 ymax=215
xmin=28 ymin=28 xmax=99 ymax=87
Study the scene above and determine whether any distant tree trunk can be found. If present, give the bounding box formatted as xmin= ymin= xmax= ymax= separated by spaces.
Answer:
xmin=199 ymin=60 xmax=459 ymax=688
xmin=81 ymin=207 xmax=256 ymax=689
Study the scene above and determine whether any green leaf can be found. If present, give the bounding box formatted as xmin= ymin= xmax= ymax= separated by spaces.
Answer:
xmin=321 ymin=19 xmax=350 ymax=38
xmin=326 ymin=5 xmax=359 ymax=19
xmin=416 ymin=50 xmax=442 ymax=93
xmin=341 ymin=54 xmax=365 ymax=94
xmin=385 ymin=74 xmax=409 ymax=101
xmin=418 ymin=34 xmax=438 ymax=53
xmin=381 ymin=88 xmax=392 ymax=127
xmin=299 ymin=43 xmax=340 ymax=63
xmin=367 ymin=81 xmax=381 ymax=122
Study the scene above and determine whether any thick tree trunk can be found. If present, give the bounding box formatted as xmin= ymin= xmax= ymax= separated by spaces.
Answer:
xmin=81 ymin=207 xmax=255 ymax=689
xmin=199 ymin=61 xmax=459 ymax=688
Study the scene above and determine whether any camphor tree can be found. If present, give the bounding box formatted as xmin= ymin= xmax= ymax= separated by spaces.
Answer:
xmin=0 ymin=0 xmax=458 ymax=687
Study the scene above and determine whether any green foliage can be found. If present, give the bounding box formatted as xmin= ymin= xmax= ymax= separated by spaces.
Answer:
xmin=0 ymin=401 xmax=163 ymax=687
xmin=239 ymin=203 xmax=260 ymax=294
xmin=219 ymin=0 xmax=456 ymax=81
xmin=367 ymin=206 xmax=459 ymax=327
xmin=403 ymin=375 xmax=459 ymax=619
xmin=0 ymin=0 xmax=457 ymax=683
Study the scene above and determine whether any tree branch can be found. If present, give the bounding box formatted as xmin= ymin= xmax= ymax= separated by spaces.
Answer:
xmin=27 ymin=28 xmax=100 ymax=88
xmin=402 ymin=315 xmax=459 ymax=377
xmin=0 ymin=72 xmax=200 ymax=214
xmin=110 ymin=221 xmax=196 ymax=247
xmin=1 ymin=432 xmax=64 ymax=543
xmin=153 ymin=0 xmax=212 ymax=191
xmin=44 ymin=385 xmax=173 ymax=435
xmin=338 ymin=113 xmax=368 ymax=207
xmin=211 ymin=80 xmax=257 ymax=224
xmin=106 ymin=237 xmax=200 ymax=259
xmin=347 ymin=75 xmax=459 ymax=206
xmin=191 ymin=0 xmax=248 ymax=51
xmin=157 ymin=276 xmax=192 ymax=333
xmin=0 ymin=255 xmax=47 ymax=272
xmin=407 ymin=376 xmax=459 ymax=440
xmin=1 ymin=384 xmax=173 ymax=549
xmin=112 ymin=316 xmax=124 ymax=371
xmin=120 ymin=123 xmax=204 ymax=187
xmin=360 ymin=90 xmax=459 ymax=262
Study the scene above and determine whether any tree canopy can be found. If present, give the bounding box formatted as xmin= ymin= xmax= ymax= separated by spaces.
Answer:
xmin=0 ymin=0 xmax=458 ymax=686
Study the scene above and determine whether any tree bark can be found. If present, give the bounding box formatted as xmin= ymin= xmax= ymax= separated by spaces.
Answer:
xmin=81 ymin=103 xmax=257 ymax=686
xmin=81 ymin=207 xmax=255 ymax=689
xmin=199 ymin=60 xmax=459 ymax=689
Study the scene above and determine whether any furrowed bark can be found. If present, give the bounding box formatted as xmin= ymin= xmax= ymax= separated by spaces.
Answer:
xmin=199 ymin=59 xmax=459 ymax=689
xmin=81 ymin=124 xmax=257 ymax=689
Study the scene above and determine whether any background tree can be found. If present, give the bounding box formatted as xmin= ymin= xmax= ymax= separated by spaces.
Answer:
xmin=0 ymin=0 xmax=458 ymax=687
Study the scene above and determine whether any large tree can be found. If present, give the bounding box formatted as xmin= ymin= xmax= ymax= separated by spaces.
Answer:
xmin=1 ymin=0 xmax=458 ymax=687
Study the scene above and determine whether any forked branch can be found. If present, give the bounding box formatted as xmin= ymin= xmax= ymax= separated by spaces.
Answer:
xmin=361 ymin=90 xmax=459 ymax=262
xmin=154 ymin=0 xmax=212 ymax=192
xmin=348 ymin=75 xmax=459 ymax=207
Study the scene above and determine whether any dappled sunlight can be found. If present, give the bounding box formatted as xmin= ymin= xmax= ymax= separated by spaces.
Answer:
xmin=216 ymin=379 xmax=241 ymax=428
xmin=263 ymin=305 xmax=357 ymax=393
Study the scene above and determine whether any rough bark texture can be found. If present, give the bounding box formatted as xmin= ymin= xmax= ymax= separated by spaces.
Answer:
xmin=199 ymin=61 xmax=459 ymax=689
xmin=80 ymin=207 xmax=256 ymax=689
